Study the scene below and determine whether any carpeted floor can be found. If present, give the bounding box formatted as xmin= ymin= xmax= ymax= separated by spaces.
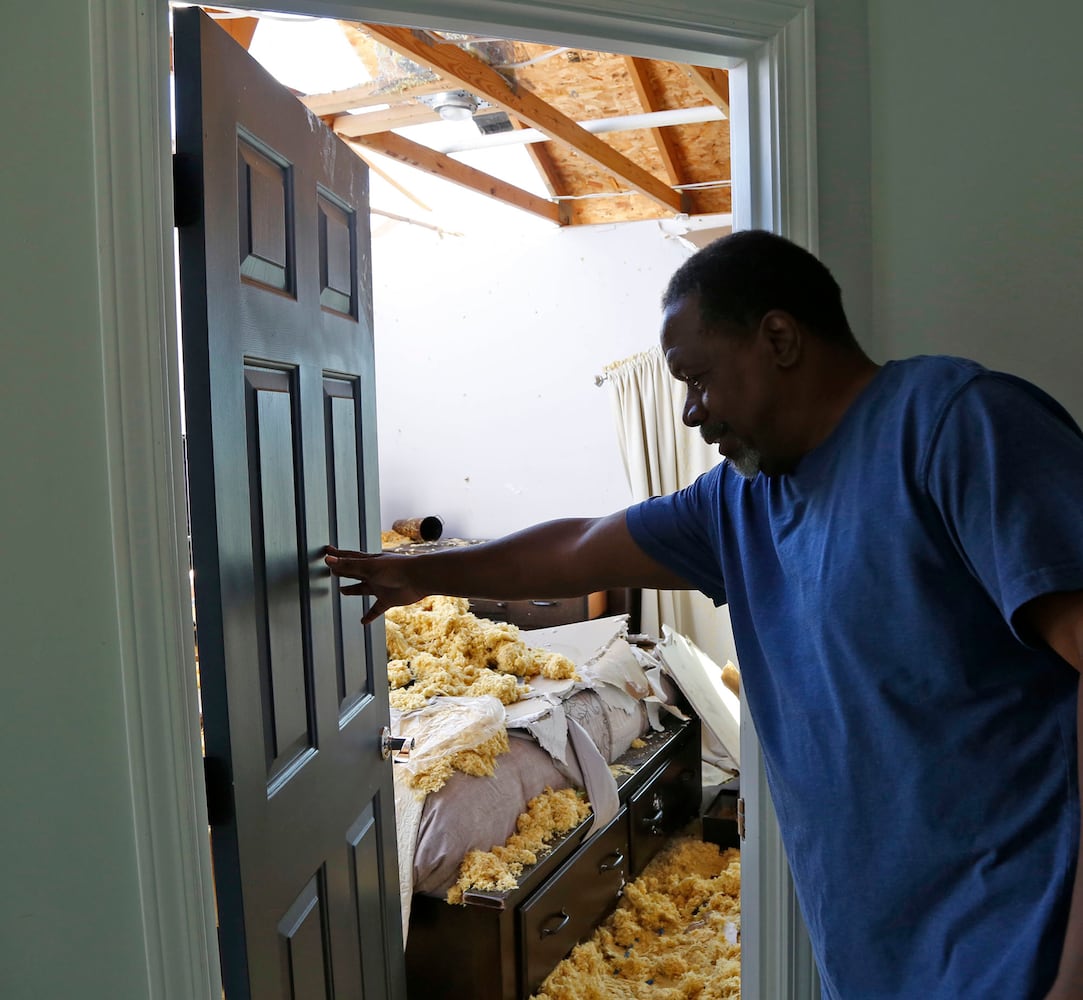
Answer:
xmin=530 ymin=836 xmax=741 ymax=999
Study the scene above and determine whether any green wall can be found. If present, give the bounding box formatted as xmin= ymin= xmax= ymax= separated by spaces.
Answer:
xmin=0 ymin=5 xmax=867 ymax=996
xmin=0 ymin=4 xmax=150 ymax=998
xmin=11 ymin=0 xmax=1081 ymax=995
xmin=868 ymin=0 xmax=1083 ymax=417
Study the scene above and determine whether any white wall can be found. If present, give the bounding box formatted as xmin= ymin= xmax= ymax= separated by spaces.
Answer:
xmin=372 ymin=216 xmax=697 ymax=538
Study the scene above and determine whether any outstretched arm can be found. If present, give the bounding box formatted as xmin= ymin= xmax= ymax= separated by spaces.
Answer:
xmin=325 ymin=509 xmax=695 ymax=625
xmin=1020 ymin=590 xmax=1083 ymax=1000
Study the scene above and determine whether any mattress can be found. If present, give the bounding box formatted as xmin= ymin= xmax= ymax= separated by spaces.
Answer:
xmin=412 ymin=687 xmax=649 ymax=896
xmin=390 ymin=616 xmax=666 ymax=936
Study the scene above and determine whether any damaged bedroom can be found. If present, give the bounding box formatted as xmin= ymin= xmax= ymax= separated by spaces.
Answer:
xmin=18 ymin=2 xmax=1083 ymax=999
xmin=171 ymin=5 xmax=762 ymax=998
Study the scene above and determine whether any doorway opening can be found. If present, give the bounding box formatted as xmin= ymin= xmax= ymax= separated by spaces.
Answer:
xmin=93 ymin=1 xmax=819 ymax=995
xmin=190 ymin=7 xmax=737 ymax=540
xmin=171 ymin=5 xmax=739 ymax=995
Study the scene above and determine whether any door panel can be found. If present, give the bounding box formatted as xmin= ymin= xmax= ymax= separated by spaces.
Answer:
xmin=325 ymin=376 xmax=373 ymax=712
xmin=278 ymin=872 xmax=333 ymax=999
xmin=173 ymin=9 xmax=403 ymax=998
xmin=245 ymin=366 xmax=313 ymax=781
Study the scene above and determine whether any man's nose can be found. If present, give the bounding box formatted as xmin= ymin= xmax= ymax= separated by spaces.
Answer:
xmin=683 ymin=390 xmax=705 ymax=427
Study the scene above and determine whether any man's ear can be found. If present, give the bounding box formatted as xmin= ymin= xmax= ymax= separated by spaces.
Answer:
xmin=759 ymin=309 xmax=802 ymax=368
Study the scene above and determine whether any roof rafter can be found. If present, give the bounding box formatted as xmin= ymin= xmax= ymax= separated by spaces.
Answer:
xmin=347 ymin=131 xmax=563 ymax=225
xmin=681 ymin=65 xmax=730 ymax=118
xmin=332 ymin=102 xmax=439 ymax=137
xmin=623 ymin=56 xmax=684 ymax=187
xmin=511 ymin=120 xmax=571 ymax=222
xmin=359 ymin=23 xmax=682 ymax=214
xmin=300 ymin=77 xmax=448 ymax=117
xmin=203 ymin=9 xmax=259 ymax=50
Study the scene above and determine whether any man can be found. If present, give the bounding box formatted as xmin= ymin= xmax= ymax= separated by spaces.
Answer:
xmin=326 ymin=230 xmax=1083 ymax=998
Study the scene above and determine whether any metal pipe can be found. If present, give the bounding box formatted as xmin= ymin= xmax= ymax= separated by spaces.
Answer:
xmin=434 ymin=105 xmax=725 ymax=154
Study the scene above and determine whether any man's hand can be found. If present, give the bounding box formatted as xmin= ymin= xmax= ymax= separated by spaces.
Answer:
xmin=324 ymin=545 xmax=428 ymax=625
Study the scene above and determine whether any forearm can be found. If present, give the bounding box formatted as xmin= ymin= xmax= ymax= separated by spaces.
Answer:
xmin=325 ymin=510 xmax=694 ymax=622
xmin=399 ymin=522 xmax=596 ymax=601
xmin=1048 ymin=678 xmax=1083 ymax=997
xmin=425 ymin=513 xmax=688 ymax=600
xmin=1025 ymin=591 xmax=1083 ymax=997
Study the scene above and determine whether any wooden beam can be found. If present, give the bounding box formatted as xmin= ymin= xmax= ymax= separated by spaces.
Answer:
xmin=347 ymin=131 xmax=563 ymax=225
xmin=682 ymin=65 xmax=730 ymax=118
xmin=300 ymin=78 xmax=449 ymax=117
xmin=623 ymin=57 xmax=684 ymax=187
xmin=509 ymin=119 xmax=570 ymax=222
xmin=519 ymin=134 xmax=561 ymax=196
xmin=332 ymin=103 xmax=440 ymax=137
xmin=203 ymin=10 xmax=259 ymax=50
xmin=360 ymin=23 xmax=681 ymax=214
xmin=349 ymin=147 xmax=432 ymax=213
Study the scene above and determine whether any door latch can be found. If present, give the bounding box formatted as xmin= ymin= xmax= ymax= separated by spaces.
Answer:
xmin=380 ymin=726 xmax=414 ymax=760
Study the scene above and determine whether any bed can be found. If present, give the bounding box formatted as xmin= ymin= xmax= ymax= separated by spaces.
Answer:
xmin=384 ymin=600 xmax=703 ymax=1000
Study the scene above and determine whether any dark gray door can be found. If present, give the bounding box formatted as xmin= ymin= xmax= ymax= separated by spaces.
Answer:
xmin=174 ymin=9 xmax=404 ymax=998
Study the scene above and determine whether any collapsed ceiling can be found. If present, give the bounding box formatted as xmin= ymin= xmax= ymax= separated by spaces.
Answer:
xmin=204 ymin=9 xmax=732 ymax=228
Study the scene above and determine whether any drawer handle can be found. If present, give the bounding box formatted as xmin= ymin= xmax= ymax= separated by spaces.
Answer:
xmin=641 ymin=794 xmax=664 ymax=833
xmin=539 ymin=909 xmax=571 ymax=937
xmin=530 ymin=600 xmax=558 ymax=607
xmin=598 ymin=850 xmax=625 ymax=873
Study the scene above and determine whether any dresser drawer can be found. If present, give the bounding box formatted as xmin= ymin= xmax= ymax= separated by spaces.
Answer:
xmin=469 ymin=592 xmax=606 ymax=629
xmin=628 ymin=727 xmax=700 ymax=876
xmin=518 ymin=810 xmax=628 ymax=997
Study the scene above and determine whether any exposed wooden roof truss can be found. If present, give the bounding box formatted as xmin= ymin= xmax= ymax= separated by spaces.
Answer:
xmin=200 ymin=11 xmax=732 ymax=227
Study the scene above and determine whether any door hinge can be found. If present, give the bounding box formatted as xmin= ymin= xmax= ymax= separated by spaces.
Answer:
xmin=736 ymin=796 xmax=746 ymax=840
xmin=203 ymin=755 xmax=233 ymax=827
xmin=173 ymin=152 xmax=202 ymax=228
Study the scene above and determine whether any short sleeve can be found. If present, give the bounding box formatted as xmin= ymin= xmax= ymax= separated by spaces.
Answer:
xmin=924 ymin=371 xmax=1083 ymax=642
xmin=625 ymin=467 xmax=728 ymax=604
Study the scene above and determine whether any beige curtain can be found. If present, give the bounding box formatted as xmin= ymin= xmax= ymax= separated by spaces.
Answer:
xmin=605 ymin=346 xmax=739 ymax=671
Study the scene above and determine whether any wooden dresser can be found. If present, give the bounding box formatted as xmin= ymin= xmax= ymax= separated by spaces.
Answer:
xmin=383 ymin=536 xmax=640 ymax=631
xmin=467 ymin=592 xmax=608 ymax=629
xmin=405 ymin=716 xmax=702 ymax=1000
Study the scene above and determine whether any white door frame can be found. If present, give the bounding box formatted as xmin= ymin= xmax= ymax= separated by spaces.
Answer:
xmin=88 ymin=1 xmax=817 ymax=996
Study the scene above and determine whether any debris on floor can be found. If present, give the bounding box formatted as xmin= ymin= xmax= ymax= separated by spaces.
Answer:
xmin=531 ymin=836 xmax=741 ymax=999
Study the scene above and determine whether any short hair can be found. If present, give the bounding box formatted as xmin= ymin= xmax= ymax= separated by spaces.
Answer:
xmin=662 ymin=230 xmax=855 ymax=344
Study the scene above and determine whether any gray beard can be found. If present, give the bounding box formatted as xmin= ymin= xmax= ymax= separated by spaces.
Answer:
xmin=725 ymin=445 xmax=763 ymax=480
xmin=700 ymin=424 xmax=763 ymax=479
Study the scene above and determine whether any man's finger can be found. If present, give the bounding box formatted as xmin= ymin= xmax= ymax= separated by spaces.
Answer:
xmin=361 ymin=599 xmax=392 ymax=626
xmin=325 ymin=546 xmax=369 ymax=564
xmin=326 ymin=556 xmax=364 ymax=578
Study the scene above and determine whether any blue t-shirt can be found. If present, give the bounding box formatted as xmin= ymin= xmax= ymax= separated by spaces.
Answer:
xmin=627 ymin=356 xmax=1081 ymax=999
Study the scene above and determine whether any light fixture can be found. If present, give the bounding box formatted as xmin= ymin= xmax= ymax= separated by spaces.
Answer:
xmin=430 ymin=90 xmax=480 ymax=122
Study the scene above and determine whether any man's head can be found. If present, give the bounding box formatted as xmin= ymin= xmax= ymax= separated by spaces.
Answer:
xmin=662 ymin=229 xmax=855 ymax=346
xmin=660 ymin=230 xmax=868 ymax=479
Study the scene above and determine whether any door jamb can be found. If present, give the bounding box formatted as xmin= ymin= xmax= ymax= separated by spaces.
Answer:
xmin=89 ymin=1 xmax=817 ymax=995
